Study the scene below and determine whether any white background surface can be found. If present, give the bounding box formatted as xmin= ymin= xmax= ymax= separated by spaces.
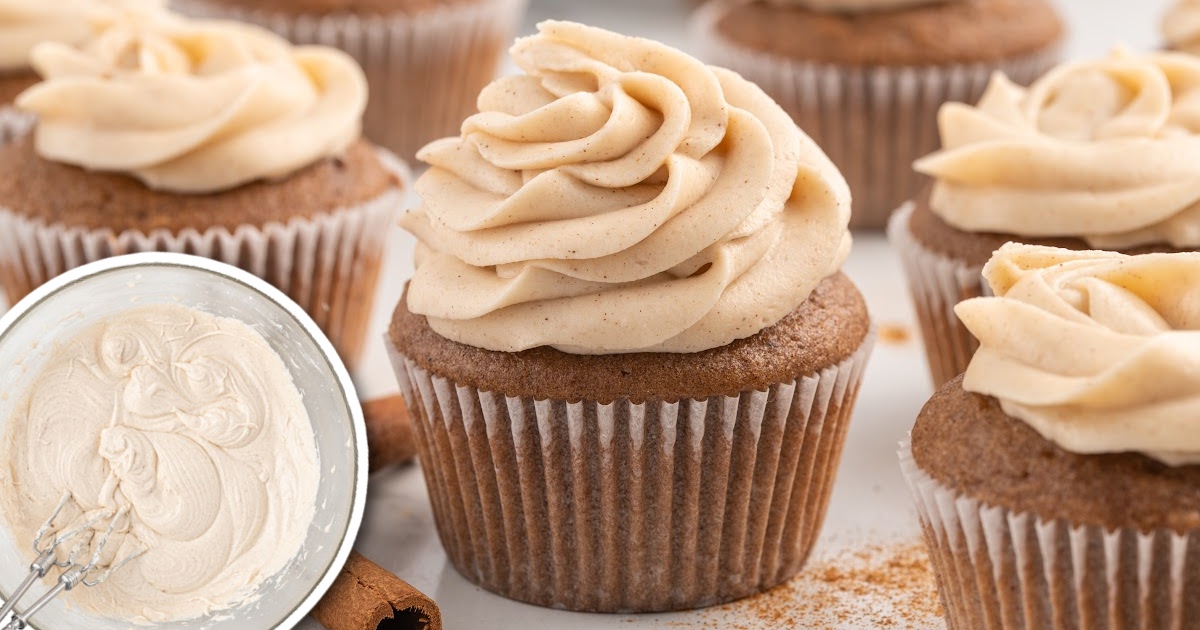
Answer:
xmin=329 ymin=1 xmax=1177 ymax=629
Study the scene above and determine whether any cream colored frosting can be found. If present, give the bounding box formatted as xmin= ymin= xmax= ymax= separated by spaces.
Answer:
xmin=1164 ymin=0 xmax=1200 ymax=55
xmin=16 ymin=11 xmax=366 ymax=194
xmin=915 ymin=49 xmax=1200 ymax=250
xmin=765 ymin=0 xmax=958 ymax=12
xmin=0 ymin=0 xmax=164 ymax=72
xmin=1 ymin=304 xmax=318 ymax=622
xmin=401 ymin=20 xmax=852 ymax=355
xmin=956 ymin=243 xmax=1200 ymax=466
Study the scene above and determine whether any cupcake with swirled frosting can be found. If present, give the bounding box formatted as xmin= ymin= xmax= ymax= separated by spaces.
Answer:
xmin=890 ymin=49 xmax=1200 ymax=388
xmin=0 ymin=9 xmax=407 ymax=365
xmin=690 ymin=0 xmax=1064 ymax=229
xmin=387 ymin=21 xmax=874 ymax=612
xmin=903 ymin=242 xmax=1200 ymax=630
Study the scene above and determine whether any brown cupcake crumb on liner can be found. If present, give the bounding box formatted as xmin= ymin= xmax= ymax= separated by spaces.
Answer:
xmin=887 ymin=202 xmax=986 ymax=387
xmin=690 ymin=4 xmax=1060 ymax=229
xmin=173 ymin=0 xmax=527 ymax=161
xmin=0 ymin=108 xmax=33 ymax=146
xmin=0 ymin=151 xmax=407 ymax=367
xmin=387 ymin=330 xmax=875 ymax=613
xmin=901 ymin=441 xmax=1200 ymax=629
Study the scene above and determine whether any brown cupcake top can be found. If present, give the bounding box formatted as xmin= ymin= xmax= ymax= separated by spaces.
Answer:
xmin=912 ymin=376 xmax=1200 ymax=534
xmin=709 ymin=0 xmax=1063 ymax=66
xmin=191 ymin=0 xmax=485 ymax=16
xmin=0 ymin=135 xmax=399 ymax=232
xmin=389 ymin=272 xmax=870 ymax=404
xmin=0 ymin=70 xmax=37 ymax=108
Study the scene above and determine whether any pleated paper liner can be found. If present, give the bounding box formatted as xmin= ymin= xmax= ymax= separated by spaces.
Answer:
xmin=888 ymin=203 xmax=986 ymax=388
xmin=388 ymin=330 xmax=875 ymax=612
xmin=690 ymin=3 xmax=1061 ymax=229
xmin=900 ymin=442 xmax=1200 ymax=630
xmin=0 ymin=152 xmax=407 ymax=367
xmin=0 ymin=108 xmax=33 ymax=146
xmin=174 ymin=0 xmax=527 ymax=162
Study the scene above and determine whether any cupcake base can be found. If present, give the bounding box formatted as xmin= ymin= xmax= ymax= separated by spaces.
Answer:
xmin=0 ymin=107 xmax=33 ymax=146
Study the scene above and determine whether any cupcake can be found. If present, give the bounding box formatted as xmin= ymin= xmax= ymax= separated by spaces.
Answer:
xmin=890 ymin=49 xmax=1198 ymax=388
xmin=903 ymin=242 xmax=1200 ymax=629
xmin=0 ymin=0 xmax=165 ymax=143
xmin=1164 ymin=0 xmax=1200 ymax=54
xmin=170 ymin=0 xmax=528 ymax=162
xmin=690 ymin=0 xmax=1064 ymax=229
xmin=0 ymin=11 xmax=406 ymax=365
xmin=387 ymin=21 xmax=874 ymax=613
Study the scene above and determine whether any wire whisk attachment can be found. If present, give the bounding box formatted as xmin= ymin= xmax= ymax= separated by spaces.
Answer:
xmin=1 ymin=492 xmax=145 ymax=630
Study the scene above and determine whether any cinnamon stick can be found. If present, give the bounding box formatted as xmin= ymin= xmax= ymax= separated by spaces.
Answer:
xmin=362 ymin=394 xmax=418 ymax=472
xmin=311 ymin=551 xmax=441 ymax=630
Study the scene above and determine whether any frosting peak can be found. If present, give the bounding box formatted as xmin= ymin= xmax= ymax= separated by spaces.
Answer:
xmin=0 ymin=0 xmax=164 ymax=72
xmin=16 ymin=12 xmax=366 ymax=194
xmin=915 ymin=50 xmax=1200 ymax=250
xmin=764 ymin=0 xmax=959 ymax=12
xmin=957 ymin=243 xmax=1200 ymax=466
xmin=401 ymin=20 xmax=851 ymax=355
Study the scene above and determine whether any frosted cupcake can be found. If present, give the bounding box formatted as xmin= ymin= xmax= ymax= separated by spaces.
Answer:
xmin=904 ymin=243 xmax=1200 ymax=629
xmin=890 ymin=49 xmax=1198 ymax=388
xmin=0 ymin=11 xmax=406 ymax=365
xmin=388 ymin=21 xmax=874 ymax=612
xmin=170 ymin=0 xmax=527 ymax=161
xmin=691 ymin=0 xmax=1064 ymax=229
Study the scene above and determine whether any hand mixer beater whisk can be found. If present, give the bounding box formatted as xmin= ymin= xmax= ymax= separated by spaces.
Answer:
xmin=1 ymin=492 xmax=145 ymax=630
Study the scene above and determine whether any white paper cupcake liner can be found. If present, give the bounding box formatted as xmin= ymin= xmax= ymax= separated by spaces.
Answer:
xmin=387 ymin=330 xmax=875 ymax=612
xmin=0 ymin=106 xmax=34 ymax=146
xmin=173 ymin=0 xmax=527 ymax=161
xmin=888 ymin=202 xmax=987 ymax=387
xmin=0 ymin=152 xmax=408 ymax=367
xmin=690 ymin=4 xmax=1061 ymax=229
xmin=901 ymin=441 xmax=1200 ymax=629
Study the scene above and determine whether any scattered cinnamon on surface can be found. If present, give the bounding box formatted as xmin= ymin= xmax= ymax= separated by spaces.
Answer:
xmin=687 ymin=540 xmax=944 ymax=629
xmin=878 ymin=323 xmax=914 ymax=347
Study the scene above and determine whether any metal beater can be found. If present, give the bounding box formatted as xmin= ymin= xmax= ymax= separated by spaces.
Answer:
xmin=0 ymin=492 xmax=145 ymax=630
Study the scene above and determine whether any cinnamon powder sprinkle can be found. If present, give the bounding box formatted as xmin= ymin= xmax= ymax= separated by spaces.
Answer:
xmin=684 ymin=540 xmax=944 ymax=629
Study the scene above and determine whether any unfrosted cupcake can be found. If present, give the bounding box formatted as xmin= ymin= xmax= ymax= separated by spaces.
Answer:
xmin=903 ymin=242 xmax=1200 ymax=629
xmin=0 ymin=11 xmax=406 ymax=365
xmin=691 ymin=0 xmax=1064 ymax=229
xmin=170 ymin=0 xmax=527 ymax=161
xmin=0 ymin=0 xmax=165 ymax=142
xmin=890 ymin=49 xmax=1197 ymax=388
xmin=388 ymin=21 xmax=874 ymax=612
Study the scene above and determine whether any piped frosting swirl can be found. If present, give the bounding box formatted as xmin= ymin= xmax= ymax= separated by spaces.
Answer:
xmin=0 ymin=0 xmax=163 ymax=72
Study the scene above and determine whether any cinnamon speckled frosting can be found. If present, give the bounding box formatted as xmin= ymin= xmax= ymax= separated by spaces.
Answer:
xmin=16 ymin=11 xmax=366 ymax=194
xmin=956 ymin=243 xmax=1200 ymax=466
xmin=0 ymin=0 xmax=164 ymax=71
xmin=401 ymin=20 xmax=852 ymax=355
xmin=916 ymin=50 xmax=1200 ymax=250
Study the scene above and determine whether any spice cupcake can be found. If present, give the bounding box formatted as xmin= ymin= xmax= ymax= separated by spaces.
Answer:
xmin=903 ymin=242 xmax=1200 ymax=629
xmin=690 ymin=0 xmax=1064 ymax=229
xmin=1164 ymin=0 xmax=1200 ymax=54
xmin=890 ymin=49 xmax=1197 ymax=388
xmin=388 ymin=21 xmax=874 ymax=612
xmin=170 ymin=0 xmax=527 ymax=161
xmin=0 ymin=11 xmax=406 ymax=365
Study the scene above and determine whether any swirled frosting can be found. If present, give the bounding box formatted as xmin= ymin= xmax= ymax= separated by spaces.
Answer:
xmin=16 ymin=11 xmax=366 ymax=194
xmin=1 ymin=304 xmax=318 ymax=622
xmin=764 ymin=0 xmax=959 ymax=12
xmin=915 ymin=50 xmax=1200 ymax=250
xmin=401 ymin=21 xmax=852 ymax=354
xmin=1164 ymin=0 xmax=1200 ymax=55
xmin=956 ymin=243 xmax=1200 ymax=466
xmin=0 ymin=0 xmax=163 ymax=72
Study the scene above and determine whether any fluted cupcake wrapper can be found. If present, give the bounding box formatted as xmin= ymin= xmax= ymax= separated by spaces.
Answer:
xmin=900 ymin=442 xmax=1200 ymax=630
xmin=387 ymin=331 xmax=874 ymax=613
xmin=174 ymin=0 xmax=527 ymax=162
xmin=690 ymin=5 xmax=1060 ymax=229
xmin=888 ymin=202 xmax=987 ymax=388
xmin=0 ymin=107 xmax=33 ymax=146
xmin=0 ymin=153 xmax=407 ymax=367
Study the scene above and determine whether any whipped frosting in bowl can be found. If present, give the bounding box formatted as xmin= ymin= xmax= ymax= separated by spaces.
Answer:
xmin=0 ymin=254 xmax=367 ymax=629
xmin=956 ymin=242 xmax=1200 ymax=466
xmin=915 ymin=49 xmax=1200 ymax=251
xmin=402 ymin=20 xmax=852 ymax=355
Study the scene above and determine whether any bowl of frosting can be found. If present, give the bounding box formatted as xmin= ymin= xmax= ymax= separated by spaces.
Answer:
xmin=0 ymin=253 xmax=367 ymax=629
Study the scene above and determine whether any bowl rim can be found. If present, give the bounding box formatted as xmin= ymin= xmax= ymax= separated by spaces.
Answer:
xmin=0 ymin=252 xmax=369 ymax=630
